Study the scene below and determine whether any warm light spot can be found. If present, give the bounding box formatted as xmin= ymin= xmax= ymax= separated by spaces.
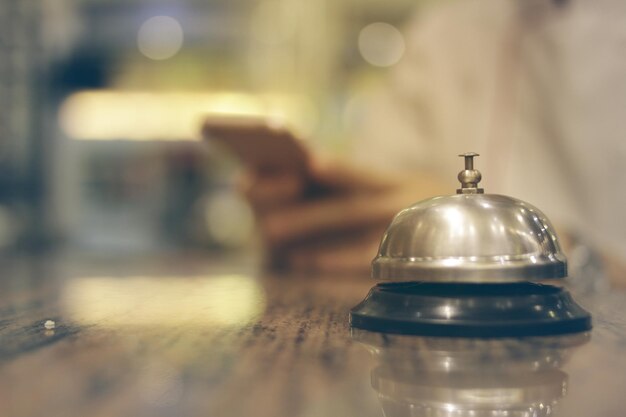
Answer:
xmin=62 ymin=275 xmax=266 ymax=328
xmin=358 ymin=22 xmax=405 ymax=67
xmin=441 ymin=258 xmax=463 ymax=267
xmin=441 ymin=206 xmax=465 ymax=239
xmin=443 ymin=404 xmax=457 ymax=412
xmin=59 ymin=90 xmax=316 ymax=141
xmin=203 ymin=192 xmax=255 ymax=248
xmin=442 ymin=305 xmax=454 ymax=319
xmin=138 ymin=16 xmax=184 ymax=60
xmin=459 ymin=389 xmax=524 ymax=404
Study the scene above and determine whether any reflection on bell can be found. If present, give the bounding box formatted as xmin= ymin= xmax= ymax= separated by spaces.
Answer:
xmin=350 ymin=153 xmax=592 ymax=337
xmin=352 ymin=329 xmax=590 ymax=417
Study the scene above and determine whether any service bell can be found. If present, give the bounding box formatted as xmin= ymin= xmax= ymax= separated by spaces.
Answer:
xmin=350 ymin=153 xmax=591 ymax=337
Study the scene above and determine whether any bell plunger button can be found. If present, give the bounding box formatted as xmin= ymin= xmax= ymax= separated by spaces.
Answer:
xmin=456 ymin=152 xmax=484 ymax=194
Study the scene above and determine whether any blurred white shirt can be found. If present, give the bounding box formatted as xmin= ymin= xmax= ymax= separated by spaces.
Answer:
xmin=354 ymin=0 xmax=626 ymax=259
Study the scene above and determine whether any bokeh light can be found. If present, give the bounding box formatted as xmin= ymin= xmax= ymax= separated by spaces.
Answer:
xmin=63 ymin=275 xmax=266 ymax=328
xmin=203 ymin=192 xmax=255 ymax=248
xmin=137 ymin=16 xmax=184 ymax=61
xmin=59 ymin=90 xmax=316 ymax=141
xmin=358 ymin=22 xmax=405 ymax=67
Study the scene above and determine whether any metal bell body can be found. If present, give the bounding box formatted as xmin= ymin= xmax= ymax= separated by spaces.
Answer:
xmin=373 ymin=193 xmax=567 ymax=283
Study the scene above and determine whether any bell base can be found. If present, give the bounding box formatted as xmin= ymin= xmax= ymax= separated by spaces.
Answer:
xmin=350 ymin=282 xmax=592 ymax=338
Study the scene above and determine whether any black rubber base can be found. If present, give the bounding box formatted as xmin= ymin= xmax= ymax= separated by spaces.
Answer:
xmin=350 ymin=282 xmax=592 ymax=338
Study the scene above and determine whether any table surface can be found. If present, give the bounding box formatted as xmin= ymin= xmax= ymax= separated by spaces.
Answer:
xmin=1 ymin=253 xmax=625 ymax=417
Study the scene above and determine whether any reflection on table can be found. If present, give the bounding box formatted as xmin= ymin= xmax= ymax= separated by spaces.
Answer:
xmin=354 ymin=330 xmax=590 ymax=417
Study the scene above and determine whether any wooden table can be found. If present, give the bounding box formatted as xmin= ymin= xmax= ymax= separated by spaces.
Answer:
xmin=1 ymin=254 xmax=625 ymax=417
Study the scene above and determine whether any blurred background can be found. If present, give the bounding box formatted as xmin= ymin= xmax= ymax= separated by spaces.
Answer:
xmin=0 ymin=0 xmax=425 ymax=257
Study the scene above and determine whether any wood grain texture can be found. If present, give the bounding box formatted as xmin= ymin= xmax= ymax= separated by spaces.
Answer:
xmin=0 ymin=255 xmax=380 ymax=417
xmin=0 ymin=254 xmax=625 ymax=417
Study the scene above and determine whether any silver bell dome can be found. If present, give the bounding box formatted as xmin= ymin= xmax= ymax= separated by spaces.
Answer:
xmin=372 ymin=153 xmax=567 ymax=282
